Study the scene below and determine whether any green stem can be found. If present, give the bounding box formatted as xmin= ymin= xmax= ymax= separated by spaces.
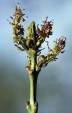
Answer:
xmin=26 ymin=51 xmax=38 ymax=113
xmin=28 ymin=73 xmax=38 ymax=113
xmin=31 ymin=56 xmax=36 ymax=70
xmin=29 ymin=73 xmax=37 ymax=105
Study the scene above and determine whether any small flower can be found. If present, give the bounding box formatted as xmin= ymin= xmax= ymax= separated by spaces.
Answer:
xmin=53 ymin=36 xmax=66 ymax=55
xmin=13 ymin=3 xmax=24 ymax=17
xmin=37 ymin=17 xmax=53 ymax=38
xmin=13 ymin=3 xmax=25 ymax=24
xmin=56 ymin=37 xmax=66 ymax=50
xmin=42 ymin=20 xmax=53 ymax=36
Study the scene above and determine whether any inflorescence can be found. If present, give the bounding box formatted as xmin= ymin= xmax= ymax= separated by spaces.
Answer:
xmin=9 ymin=3 xmax=66 ymax=70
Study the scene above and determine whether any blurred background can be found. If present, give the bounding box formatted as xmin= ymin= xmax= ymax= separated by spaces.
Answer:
xmin=0 ymin=0 xmax=72 ymax=113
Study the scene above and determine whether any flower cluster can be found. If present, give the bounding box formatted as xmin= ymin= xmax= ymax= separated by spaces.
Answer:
xmin=13 ymin=3 xmax=24 ymax=23
xmin=53 ymin=36 xmax=66 ymax=55
xmin=36 ymin=17 xmax=53 ymax=48
xmin=37 ymin=36 xmax=66 ymax=68
xmin=37 ymin=17 xmax=53 ymax=38
xmin=9 ymin=4 xmax=66 ymax=66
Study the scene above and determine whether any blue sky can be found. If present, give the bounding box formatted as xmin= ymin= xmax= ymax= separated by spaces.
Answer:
xmin=0 ymin=0 xmax=72 ymax=113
